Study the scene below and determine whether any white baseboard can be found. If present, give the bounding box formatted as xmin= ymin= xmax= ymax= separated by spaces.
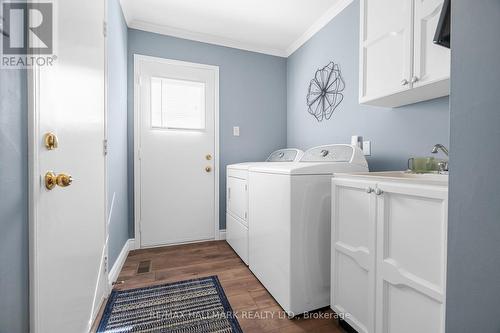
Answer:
xmin=108 ymin=239 xmax=135 ymax=287
xmin=219 ymin=229 xmax=226 ymax=240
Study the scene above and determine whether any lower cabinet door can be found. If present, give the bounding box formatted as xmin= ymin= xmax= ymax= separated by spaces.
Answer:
xmin=226 ymin=213 xmax=248 ymax=265
xmin=331 ymin=179 xmax=377 ymax=333
xmin=375 ymin=182 xmax=448 ymax=333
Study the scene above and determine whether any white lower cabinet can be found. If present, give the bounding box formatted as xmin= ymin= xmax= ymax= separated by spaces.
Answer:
xmin=331 ymin=176 xmax=448 ymax=333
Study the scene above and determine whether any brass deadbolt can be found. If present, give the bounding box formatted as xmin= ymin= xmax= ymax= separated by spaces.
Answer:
xmin=45 ymin=172 xmax=73 ymax=190
xmin=44 ymin=133 xmax=59 ymax=150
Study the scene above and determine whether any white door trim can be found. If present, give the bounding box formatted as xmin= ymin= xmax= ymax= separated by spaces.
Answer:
xmin=133 ymin=54 xmax=220 ymax=249
xmin=28 ymin=57 xmax=41 ymax=333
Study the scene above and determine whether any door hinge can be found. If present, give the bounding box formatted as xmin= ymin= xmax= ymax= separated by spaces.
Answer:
xmin=103 ymin=21 xmax=107 ymax=37
xmin=245 ymin=184 xmax=248 ymax=191
xmin=103 ymin=139 xmax=108 ymax=156
xmin=138 ymin=148 xmax=142 ymax=160
xmin=104 ymin=256 xmax=108 ymax=273
xmin=244 ymin=212 xmax=248 ymax=219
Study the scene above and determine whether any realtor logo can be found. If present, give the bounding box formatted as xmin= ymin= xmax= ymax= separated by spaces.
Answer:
xmin=1 ymin=1 xmax=55 ymax=68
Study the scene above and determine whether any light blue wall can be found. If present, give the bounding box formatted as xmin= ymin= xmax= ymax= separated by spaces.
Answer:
xmin=107 ymin=0 xmax=130 ymax=267
xmin=127 ymin=29 xmax=287 ymax=230
xmin=287 ymin=0 xmax=450 ymax=171
xmin=0 ymin=69 xmax=29 ymax=332
xmin=446 ymin=1 xmax=500 ymax=332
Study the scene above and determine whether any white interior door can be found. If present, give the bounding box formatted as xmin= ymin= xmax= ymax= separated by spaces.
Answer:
xmin=29 ymin=0 xmax=107 ymax=332
xmin=135 ymin=56 xmax=219 ymax=248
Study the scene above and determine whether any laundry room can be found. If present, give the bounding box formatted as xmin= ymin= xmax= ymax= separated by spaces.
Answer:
xmin=1 ymin=0 xmax=499 ymax=333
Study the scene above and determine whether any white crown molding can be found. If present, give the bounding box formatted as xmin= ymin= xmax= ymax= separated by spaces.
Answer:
xmin=285 ymin=0 xmax=354 ymax=57
xmin=128 ymin=20 xmax=288 ymax=58
xmin=120 ymin=0 xmax=352 ymax=58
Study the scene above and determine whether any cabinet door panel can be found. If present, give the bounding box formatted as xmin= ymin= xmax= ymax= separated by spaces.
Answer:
xmin=382 ymin=283 xmax=443 ymax=333
xmin=414 ymin=0 xmax=450 ymax=86
xmin=227 ymin=176 xmax=247 ymax=224
xmin=361 ymin=0 xmax=413 ymax=101
xmin=332 ymin=179 xmax=377 ymax=333
xmin=375 ymin=182 xmax=447 ymax=333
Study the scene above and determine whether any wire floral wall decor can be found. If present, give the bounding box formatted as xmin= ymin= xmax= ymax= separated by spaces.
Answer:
xmin=306 ymin=61 xmax=345 ymax=122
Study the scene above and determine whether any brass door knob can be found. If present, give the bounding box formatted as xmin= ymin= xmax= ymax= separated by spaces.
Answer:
xmin=45 ymin=172 xmax=73 ymax=190
xmin=57 ymin=173 xmax=73 ymax=187
xmin=206 ymin=154 xmax=212 ymax=161
xmin=44 ymin=132 xmax=59 ymax=150
xmin=205 ymin=166 xmax=212 ymax=173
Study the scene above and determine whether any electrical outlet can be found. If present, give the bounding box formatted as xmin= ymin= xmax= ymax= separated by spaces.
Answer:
xmin=363 ymin=141 xmax=371 ymax=156
xmin=233 ymin=126 xmax=240 ymax=137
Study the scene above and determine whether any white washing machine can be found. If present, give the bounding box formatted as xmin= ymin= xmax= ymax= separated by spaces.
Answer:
xmin=226 ymin=149 xmax=303 ymax=265
xmin=248 ymin=144 xmax=369 ymax=315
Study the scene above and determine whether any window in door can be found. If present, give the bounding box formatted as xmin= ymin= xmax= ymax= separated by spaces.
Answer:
xmin=151 ymin=77 xmax=206 ymax=130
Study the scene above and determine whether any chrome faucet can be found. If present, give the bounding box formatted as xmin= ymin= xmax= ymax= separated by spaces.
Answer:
xmin=431 ymin=144 xmax=449 ymax=156
xmin=431 ymin=144 xmax=449 ymax=173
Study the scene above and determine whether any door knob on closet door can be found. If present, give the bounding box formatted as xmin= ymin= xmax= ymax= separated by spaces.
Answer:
xmin=410 ymin=76 xmax=419 ymax=84
xmin=45 ymin=172 xmax=73 ymax=190
xmin=366 ymin=187 xmax=374 ymax=193
xmin=375 ymin=188 xmax=383 ymax=196
xmin=401 ymin=79 xmax=409 ymax=86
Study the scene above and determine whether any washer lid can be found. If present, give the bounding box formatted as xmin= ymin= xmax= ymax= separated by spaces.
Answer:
xmin=227 ymin=162 xmax=268 ymax=171
xmin=227 ymin=148 xmax=304 ymax=170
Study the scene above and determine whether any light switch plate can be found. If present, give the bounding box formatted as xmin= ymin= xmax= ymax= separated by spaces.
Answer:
xmin=363 ymin=141 xmax=371 ymax=156
xmin=233 ymin=126 xmax=240 ymax=137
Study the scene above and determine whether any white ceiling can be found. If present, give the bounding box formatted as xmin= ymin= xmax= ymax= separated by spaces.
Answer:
xmin=120 ymin=0 xmax=353 ymax=57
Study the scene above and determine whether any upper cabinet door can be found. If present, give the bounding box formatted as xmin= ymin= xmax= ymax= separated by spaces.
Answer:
xmin=360 ymin=0 xmax=413 ymax=102
xmin=413 ymin=0 xmax=451 ymax=87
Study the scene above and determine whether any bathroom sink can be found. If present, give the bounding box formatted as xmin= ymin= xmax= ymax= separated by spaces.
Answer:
xmin=336 ymin=171 xmax=448 ymax=186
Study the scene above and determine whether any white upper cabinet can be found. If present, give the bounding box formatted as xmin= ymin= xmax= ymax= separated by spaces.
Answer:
xmin=413 ymin=0 xmax=451 ymax=88
xmin=360 ymin=0 xmax=450 ymax=107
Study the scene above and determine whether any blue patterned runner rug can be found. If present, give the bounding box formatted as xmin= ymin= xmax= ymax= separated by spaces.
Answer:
xmin=97 ymin=276 xmax=242 ymax=333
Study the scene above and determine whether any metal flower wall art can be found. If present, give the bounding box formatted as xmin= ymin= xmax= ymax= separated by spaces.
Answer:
xmin=306 ymin=61 xmax=345 ymax=122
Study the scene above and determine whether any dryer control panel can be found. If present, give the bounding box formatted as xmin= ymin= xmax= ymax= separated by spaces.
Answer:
xmin=300 ymin=144 xmax=368 ymax=167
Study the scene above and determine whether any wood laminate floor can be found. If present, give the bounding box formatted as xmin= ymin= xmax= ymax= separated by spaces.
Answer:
xmin=94 ymin=241 xmax=345 ymax=333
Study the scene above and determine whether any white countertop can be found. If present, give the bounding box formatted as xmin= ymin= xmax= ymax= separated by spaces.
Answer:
xmin=334 ymin=171 xmax=449 ymax=186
